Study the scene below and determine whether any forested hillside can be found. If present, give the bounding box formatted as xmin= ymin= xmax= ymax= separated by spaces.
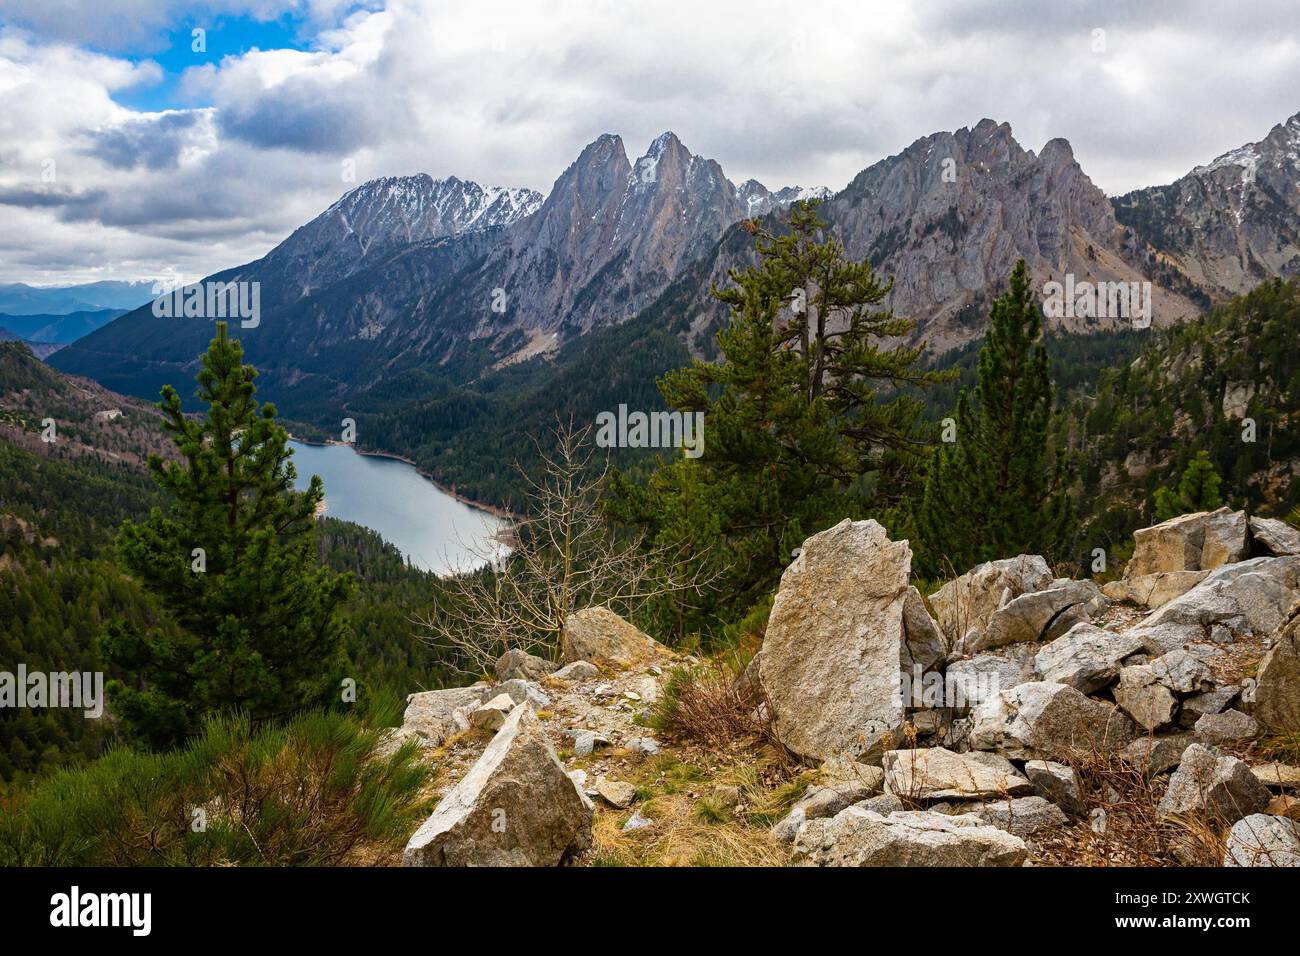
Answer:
xmin=0 ymin=342 xmax=455 ymax=788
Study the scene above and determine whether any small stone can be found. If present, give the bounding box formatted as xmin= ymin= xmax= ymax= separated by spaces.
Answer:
xmin=623 ymin=810 xmax=655 ymax=832
xmin=470 ymin=692 xmax=516 ymax=731
xmin=1024 ymin=759 xmax=1084 ymax=815
xmin=569 ymin=729 xmax=610 ymax=756
xmin=552 ymin=660 xmax=599 ymax=682
xmin=594 ymin=777 xmax=637 ymax=809
xmin=624 ymin=736 xmax=661 ymax=755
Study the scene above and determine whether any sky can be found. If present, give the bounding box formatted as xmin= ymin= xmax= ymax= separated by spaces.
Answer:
xmin=1 ymin=0 xmax=1298 ymax=285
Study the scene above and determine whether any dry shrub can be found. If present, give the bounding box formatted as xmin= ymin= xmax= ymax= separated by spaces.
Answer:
xmin=651 ymin=662 xmax=784 ymax=760
xmin=1032 ymin=735 xmax=1241 ymax=867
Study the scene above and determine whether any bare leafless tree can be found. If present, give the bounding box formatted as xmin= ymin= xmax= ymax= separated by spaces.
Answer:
xmin=418 ymin=421 xmax=716 ymax=677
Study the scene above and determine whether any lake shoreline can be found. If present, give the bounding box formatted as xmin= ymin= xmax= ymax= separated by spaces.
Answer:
xmin=287 ymin=435 xmax=516 ymax=522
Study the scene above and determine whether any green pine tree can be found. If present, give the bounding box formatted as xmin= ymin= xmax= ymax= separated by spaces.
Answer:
xmin=1153 ymin=450 xmax=1223 ymax=521
xmin=913 ymin=260 xmax=1074 ymax=576
xmin=611 ymin=202 xmax=946 ymax=640
xmin=105 ymin=322 xmax=353 ymax=748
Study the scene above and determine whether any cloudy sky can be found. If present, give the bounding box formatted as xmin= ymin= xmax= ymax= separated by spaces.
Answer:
xmin=2 ymin=0 xmax=1298 ymax=285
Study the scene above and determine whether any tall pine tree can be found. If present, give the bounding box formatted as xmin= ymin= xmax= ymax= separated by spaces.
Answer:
xmin=106 ymin=323 xmax=353 ymax=747
xmin=913 ymin=260 xmax=1074 ymax=576
xmin=1153 ymin=450 xmax=1223 ymax=521
xmin=612 ymin=202 xmax=946 ymax=640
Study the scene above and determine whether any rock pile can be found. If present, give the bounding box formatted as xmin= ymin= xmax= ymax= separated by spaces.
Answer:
xmin=754 ymin=509 xmax=1300 ymax=867
xmin=394 ymin=507 xmax=1300 ymax=867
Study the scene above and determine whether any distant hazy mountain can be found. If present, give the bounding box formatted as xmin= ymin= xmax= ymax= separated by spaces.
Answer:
xmin=0 ymin=280 xmax=153 ymax=315
xmin=0 ymin=308 xmax=125 ymax=344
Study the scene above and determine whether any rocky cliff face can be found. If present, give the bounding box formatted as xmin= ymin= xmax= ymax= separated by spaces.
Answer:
xmin=1115 ymin=112 xmax=1300 ymax=300
xmin=825 ymin=120 xmax=1200 ymax=350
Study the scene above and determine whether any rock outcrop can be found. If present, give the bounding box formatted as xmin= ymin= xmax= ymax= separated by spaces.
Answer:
xmin=969 ymin=681 xmax=1138 ymax=760
xmin=1223 ymin=814 xmax=1300 ymax=867
xmin=1107 ymin=508 xmax=1249 ymax=608
xmin=794 ymin=807 xmax=1028 ymax=867
xmin=560 ymin=607 xmax=670 ymax=670
xmin=1157 ymin=743 xmax=1271 ymax=823
xmin=403 ymin=704 xmax=593 ymax=866
xmin=759 ymin=519 xmax=912 ymax=762
xmin=1255 ymin=610 xmax=1300 ymax=732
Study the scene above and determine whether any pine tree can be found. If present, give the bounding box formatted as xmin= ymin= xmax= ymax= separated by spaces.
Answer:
xmin=611 ymin=202 xmax=946 ymax=639
xmin=106 ymin=323 xmax=353 ymax=748
xmin=1153 ymin=450 xmax=1223 ymax=521
xmin=913 ymin=260 xmax=1074 ymax=576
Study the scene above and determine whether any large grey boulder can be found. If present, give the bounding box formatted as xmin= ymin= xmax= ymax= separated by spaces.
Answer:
xmin=1194 ymin=709 xmax=1260 ymax=744
xmin=494 ymin=648 xmax=558 ymax=682
xmin=1157 ymin=743 xmax=1271 ymax=823
xmin=401 ymin=685 xmax=493 ymax=746
xmin=883 ymin=748 xmax=1032 ymax=801
xmin=959 ymin=580 xmax=1108 ymax=655
xmin=1102 ymin=570 xmax=1209 ymax=609
xmin=1148 ymin=648 xmax=1213 ymax=694
xmin=1223 ymin=814 xmax=1300 ymax=867
xmin=959 ymin=796 xmax=1069 ymax=837
xmin=1125 ymin=507 xmax=1246 ymax=578
xmin=1113 ymin=665 xmax=1178 ymax=731
xmin=1125 ymin=556 xmax=1300 ymax=654
xmin=1250 ymin=516 xmax=1300 ymax=556
xmin=794 ymin=808 xmax=1028 ymax=867
xmin=969 ymin=681 xmax=1138 ymax=760
xmin=759 ymin=519 xmax=911 ymax=762
xmin=404 ymin=704 xmax=593 ymax=866
xmin=560 ymin=607 xmax=669 ymax=670
xmin=1034 ymin=624 xmax=1144 ymax=693
xmin=946 ymin=652 xmax=1034 ymax=713
xmin=930 ymin=555 xmax=1053 ymax=648
xmin=1255 ymin=611 xmax=1300 ymax=733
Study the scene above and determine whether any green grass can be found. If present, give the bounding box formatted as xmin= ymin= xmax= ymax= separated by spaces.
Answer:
xmin=0 ymin=709 xmax=431 ymax=866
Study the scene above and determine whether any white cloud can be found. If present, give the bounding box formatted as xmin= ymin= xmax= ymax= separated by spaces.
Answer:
xmin=2 ymin=0 xmax=1299 ymax=283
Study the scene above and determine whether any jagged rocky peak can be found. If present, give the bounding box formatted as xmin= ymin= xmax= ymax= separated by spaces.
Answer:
xmin=323 ymin=173 xmax=542 ymax=239
xmin=263 ymin=172 xmax=542 ymax=292
xmin=1114 ymin=110 xmax=1300 ymax=299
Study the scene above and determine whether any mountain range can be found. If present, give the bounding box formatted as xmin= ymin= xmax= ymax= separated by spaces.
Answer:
xmin=48 ymin=113 xmax=1300 ymax=461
